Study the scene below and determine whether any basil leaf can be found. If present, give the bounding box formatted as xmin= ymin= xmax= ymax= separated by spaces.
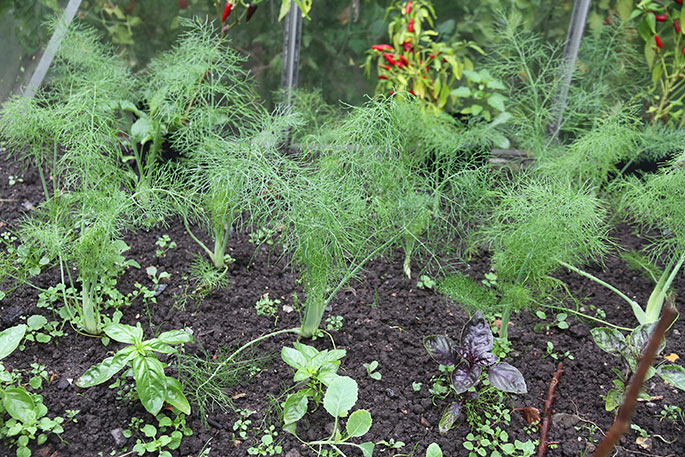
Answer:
xmin=488 ymin=362 xmax=527 ymax=394
xmin=132 ymin=355 xmax=167 ymax=416
xmin=283 ymin=392 xmax=308 ymax=426
xmin=104 ymin=323 xmax=143 ymax=345
xmin=423 ymin=335 xmax=458 ymax=366
xmin=461 ymin=311 xmax=493 ymax=358
xmin=156 ymin=329 xmax=193 ymax=345
xmin=165 ymin=377 xmax=191 ymax=415
xmin=590 ymin=327 xmax=626 ymax=356
xmin=0 ymin=324 xmax=26 ymax=360
xmin=2 ymin=387 xmax=36 ymax=423
xmin=451 ymin=363 xmax=481 ymax=394
xmin=438 ymin=402 xmax=461 ymax=434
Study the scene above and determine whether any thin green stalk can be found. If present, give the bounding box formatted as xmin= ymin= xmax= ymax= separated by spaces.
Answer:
xmin=557 ymin=259 xmax=646 ymax=322
xmin=538 ymin=302 xmax=632 ymax=332
xmin=183 ymin=215 xmax=215 ymax=260
xmin=500 ymin=247 xmax=536 ymax=340
xmin=645 ymin=252 xmax=685 ymax=322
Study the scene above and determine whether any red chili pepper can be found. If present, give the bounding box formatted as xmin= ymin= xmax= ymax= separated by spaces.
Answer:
xmin=677 ymin=0 xmax=683 ymax=4
xmin=655 ymin=13 xmax=667 ymax=22
xmin=408 ymin=18 xmax=415 ymax=33
xmin=428 ymin=54 xmax=435 ymax=60
xmin=383 ymin=53 xmax=398 ymax=66
xmin=246 ymin=3 xmax=258 ymax=22
xmin=402 ymin=40 xmax=412 ymax=52
xmin=389 ymin=90 xmax=395 ymax=95
xmin=405 ymin=1 xmax=412 ymax=14
xmin=222 ymin=2 xmax=233 ymax=22
xmin=675 ymin=20 xmax=681 ymax=35
xmin=371 ymin=44 xmax=393 ymax=52
xmin=379 ymin=75 xmax=389 ymax=80
xmin=408 ymin=90 xmax=416 ymax=96
xmin=178 ymin=0 xmax=188 ymax=9
xmin=399 ymin=55 xmax=410 ymax=67
xmin=682 ymin=44 xmax=685 ymax=54
xmin=655 ymin=34 xmax=663 ymax=49
xmin=380 ymin=64 xmax=391 ymax=70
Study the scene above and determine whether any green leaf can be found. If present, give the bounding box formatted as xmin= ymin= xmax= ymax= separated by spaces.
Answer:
xmin=439 ymin=402 xmax=461 ymax=433
xmin=165 ymin=377 xmax=191 ymax=415
xmin=2 ymin=387 xmax=36 ymax=423
xmin=283 ymin=392 xmax=308 ymax=426
xmin=426 ymin=443 xmax=443 ymax=457
xmin=451 ymin=87 xmax=471 ymax=97
xmin=132 ymin=355 xmax=167 ymax=416
xmin=26 ymin=315 xmax=47 ymax=331
xmin=282 ymin=346 xmax=307 ymax=370
xmin=359 ymin=442 xmax=375 ymax=457
xmin=657 ymin=364 xmax=685 ymax=390
xmin=323 ymin=376 xmax=358 ymax=418
xmin=104 ymin=323 xmax=143 ymax=345
xmin=131 ymin=117 xmax=155 ymax=145
xmin=156 ymin=329 xmax=193 ymax=345
xmin=346 ymin=409 xmax=372 ymax=437
xmin=0 ymin=324 xmax=26 ymax=360
xmin=76 ymin=348 xmax=136 ymax=387
xmin=604 ymin=388 xmax=622 ymax=411
xmin=142 ymin=424 xmax=157 ymax=437
xmin=487 ymin=94 xmax=506 ymax=113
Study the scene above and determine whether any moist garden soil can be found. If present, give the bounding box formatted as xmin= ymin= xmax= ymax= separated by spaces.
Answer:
xmin=1 ymin=155 xmax=683 ymax=457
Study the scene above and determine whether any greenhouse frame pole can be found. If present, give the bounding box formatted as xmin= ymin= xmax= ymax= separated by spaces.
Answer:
xmin=281 ymin=3 xmax=303 ymax=107
xmin=23 ymin=0 xmax=83 ymax=99
xmin=548 ymin=0 xmax=591 ymax=142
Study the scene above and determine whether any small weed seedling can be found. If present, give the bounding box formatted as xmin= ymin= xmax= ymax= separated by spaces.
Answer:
xmin=8 ymin=175 xmax=23 ymax=186
xmin=655 ymin=404 xmax=684 ymax=425
xmin=481 ymin=272 xmax=498 ymax=288
xmin=412 ymin=381 xmax=423 ymax=392
xmin=542 ymin=342 xmax=574 ymax=361
xmin=377 ymin=438 xmax=405 ymax=450
xmin=155 ymin=234 xmax=177 ymax=258
xmin=325 ymin=315 xmax=344 ymax=332
xmin=363 ymin=361 xmax=382 ymax=380
xmin=534 ymin=310 xmax=570 ymax=332
xmin=232 ymin=409 xmax=254 ymax=441
xmin=247 ymin=425 xmax=282 ymax=456
xmin=18 ymin=314 xmax=65 ymax=350
xmin=255 ymin=293 xmax=281 ymax=322
xmin=417 ymin=275 xmax=436 ymax=290
xmin=122 ymin=411 xmax=193 ymax=457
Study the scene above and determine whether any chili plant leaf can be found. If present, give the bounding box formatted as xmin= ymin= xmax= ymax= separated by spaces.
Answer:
xmin=656 ymin=364 xmax=685 ymax=390
xmin=488 ymin=362 xmax=527 ymax=394
xmin=104 ymin=323 xmax=143 ymax=345
xmin=0 ymin=324 xmax=26 ymax=360
xmin=461 ymin=311 xmax=493 ymax=358
xmin=2 ymin=387 xmax=35 ymax=423
xmin=451 ymin=363 xmax=481 ymax=394
xmin=424 ymin=335 xmax=458 ymax=366
xmin=132 ymin=355 xmax=168 ymax=416
xmin=590 ymin=327 xmax=626 ymax=356
xmin=76 ymin=347 xmax=136 ymax=387
xmin=323 ymin=375 xmax=358 ymax=418
xmin=156 ymin=329 xmax=193 ymax=345
xmin=346 ymin=409 xmax=372 ymax=438
xmin=283 ymin=392 xmax=309 ymax=426
xmin=165 ymin=377 xmax=191 ymax=415
xmin=438 ymin=402 xmax=461 ymax=434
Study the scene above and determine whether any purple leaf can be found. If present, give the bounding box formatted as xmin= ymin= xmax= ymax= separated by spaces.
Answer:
xmin=488 ymin=362 xmax=527 ymax=394
xmin=438 ymin=402 xmax=462 ymax=434
xmin=424 ymin=335 xmax=458 ymax=366
xmin=461 ymin=311 xmax=493 ymax=359
xmin=451 ymin=362 xmax=481 ymax=394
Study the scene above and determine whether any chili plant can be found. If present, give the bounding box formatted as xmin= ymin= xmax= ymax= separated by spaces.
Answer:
xmin=424 ymin=311 xmax=527 ymax=433
xmin=632 ymin=0 xmax=685 ymax=126
xmin=77 ymin=323 xmax=193 ymax=416
xmin=364 ymin=0 xmax=483 ymax=112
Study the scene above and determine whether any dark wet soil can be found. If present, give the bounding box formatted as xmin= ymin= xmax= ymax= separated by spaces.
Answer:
xmin=1 ymin=154 xmax=683 ymax=457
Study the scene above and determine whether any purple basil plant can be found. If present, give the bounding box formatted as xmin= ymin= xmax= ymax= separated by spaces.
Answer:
xmin=424 ymin=311 xmax=527 ymax=433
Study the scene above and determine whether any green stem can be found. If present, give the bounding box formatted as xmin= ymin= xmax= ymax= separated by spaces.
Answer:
xmin=182 ymin=215 xmax=215 ymax=260
xmin=644 ymin=252 xmax=685 ymax=323
xmin=194 ymin=327 xmax=301 ymax=394
xmin=557 ymin=260 xmax=645 ymax=321
xmin=538 ymin=303 xmax=632 ymax=332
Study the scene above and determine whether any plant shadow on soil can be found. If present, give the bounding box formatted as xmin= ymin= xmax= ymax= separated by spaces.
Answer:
xmin=0 ymin=156 xmax=683 ymax=457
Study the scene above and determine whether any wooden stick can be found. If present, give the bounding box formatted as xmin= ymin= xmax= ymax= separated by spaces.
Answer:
xmin=538 ymin=361 xmax=564 ymax=457
xmin=592 ymin=306 xmax=677 ymax=457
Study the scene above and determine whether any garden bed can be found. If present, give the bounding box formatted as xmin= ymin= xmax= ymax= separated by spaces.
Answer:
xmin=1 ymin=151 xmax=683 ymax=457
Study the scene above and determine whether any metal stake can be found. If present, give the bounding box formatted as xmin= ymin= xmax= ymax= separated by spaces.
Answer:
xmin=280 ymin=2 xmax=303 ymax=107
xmin=548 ymin=0 xmax=591 ymax=142
xmin=23 ymin=0 xmax=83 ymax=99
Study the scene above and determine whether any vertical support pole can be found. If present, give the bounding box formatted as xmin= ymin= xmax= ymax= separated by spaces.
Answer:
xmin=280 ymin=2 xmax=303 ymax=107
xmin=548 ymin=0 xmax=591 ymax=142
xmin=23 ymin=0 xmax=83 ymax=99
